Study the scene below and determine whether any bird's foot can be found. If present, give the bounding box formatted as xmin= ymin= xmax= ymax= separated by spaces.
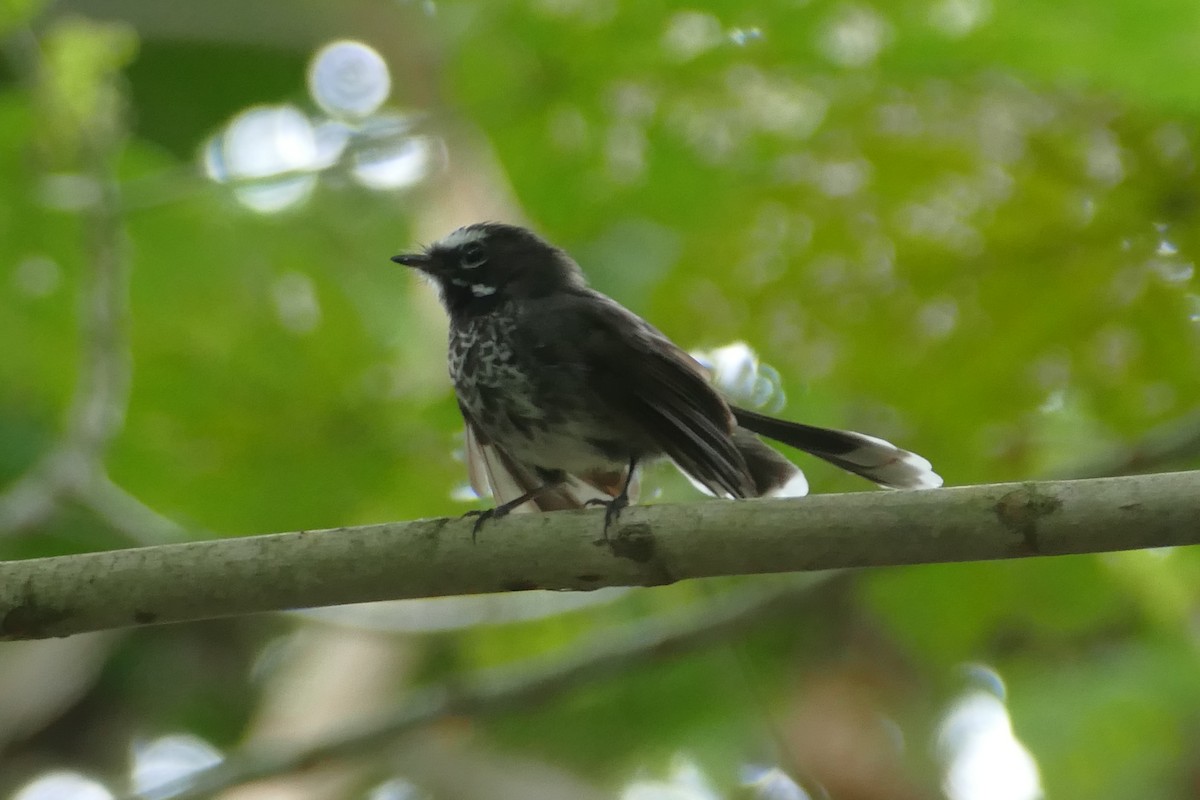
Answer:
xmin=585 ymin=494 xmax=630 ymax=541
xmin=463 ymin=506 xmax=510 ymax=543
xmin=462 ymin=481 xmax=563 ymax=543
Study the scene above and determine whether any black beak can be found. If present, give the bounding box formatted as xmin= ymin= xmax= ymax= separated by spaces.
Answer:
xmin=391 ymin=252 xmax=432 ymax=269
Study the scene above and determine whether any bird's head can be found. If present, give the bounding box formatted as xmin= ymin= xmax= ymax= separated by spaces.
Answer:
xmin=392 ymin=222 xmax=587 ymax=316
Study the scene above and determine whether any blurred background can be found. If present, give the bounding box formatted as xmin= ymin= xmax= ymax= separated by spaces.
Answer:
xmin=2 ymin=0 xmax=1200 ymax=797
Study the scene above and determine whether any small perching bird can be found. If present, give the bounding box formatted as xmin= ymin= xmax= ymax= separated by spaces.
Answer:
xmin=392 ymin=222 xmax=941 ymax=532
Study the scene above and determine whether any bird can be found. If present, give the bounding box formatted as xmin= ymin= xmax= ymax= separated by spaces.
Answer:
xmin=392 ymin=222 xmax=941 ymax=534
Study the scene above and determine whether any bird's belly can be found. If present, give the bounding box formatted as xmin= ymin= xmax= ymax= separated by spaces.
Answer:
xmin=450 ymin=311 xmax=632 ymax=474
xmin=505 ymin=422 xmax=629 ymax=473
xmin=461 ymin=386 xmax=630 ymax=473
xmin=455 ymin=371 xmax=630 ymax=474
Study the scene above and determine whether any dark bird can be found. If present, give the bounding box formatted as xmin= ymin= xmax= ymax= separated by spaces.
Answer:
xmin=392 ymin=222 xmax=941 ymax=532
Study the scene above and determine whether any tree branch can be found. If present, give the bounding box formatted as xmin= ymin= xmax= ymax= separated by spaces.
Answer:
xmin=1 ymin=471 xmax=1196 ymax=641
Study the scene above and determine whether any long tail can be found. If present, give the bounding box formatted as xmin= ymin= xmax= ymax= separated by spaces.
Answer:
xmin=732 ymin=406 xmax=942 ymax=490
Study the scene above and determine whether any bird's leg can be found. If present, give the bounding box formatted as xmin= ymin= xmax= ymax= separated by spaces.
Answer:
xmin=465 ymin=480 xmax=562 ymax=542
xmin=585 ymin=456 xmax=639 ymax=539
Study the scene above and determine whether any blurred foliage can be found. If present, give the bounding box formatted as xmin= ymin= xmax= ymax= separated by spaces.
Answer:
xmin=2 ymin=0 xmax=1200 ymax=798
xmin=35 ymin=17 xmax=137 ymax=161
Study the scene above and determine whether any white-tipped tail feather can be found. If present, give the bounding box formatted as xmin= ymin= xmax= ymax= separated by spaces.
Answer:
xmin=769 ymin=468 xmax=810 ymax=497
xmin=731 ymin=406 xmax=942 ymax=491
xmin=824 ymin=430 xmax=943 ymax=490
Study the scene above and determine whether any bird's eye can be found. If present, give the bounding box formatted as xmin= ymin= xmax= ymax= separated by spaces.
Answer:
xmin=460 ymin=242 xmax=487 ymax=269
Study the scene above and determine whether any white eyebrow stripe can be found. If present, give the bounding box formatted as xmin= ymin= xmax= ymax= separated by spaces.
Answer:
xmin=437 ymin=226 xmax=488 ymax=250
xmin=471 ymin=283 xmax=497 ymax=296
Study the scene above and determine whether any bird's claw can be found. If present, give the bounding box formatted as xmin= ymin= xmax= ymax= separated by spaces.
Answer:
xmin=585 ymin=495 xmax=630 ymax=541
xmin=463 ymin=507 xmax=505 ymax=543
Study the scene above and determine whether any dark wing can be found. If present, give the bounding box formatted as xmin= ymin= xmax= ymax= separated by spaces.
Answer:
xmin=546 ymin=290 xmax=754 ymax=498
